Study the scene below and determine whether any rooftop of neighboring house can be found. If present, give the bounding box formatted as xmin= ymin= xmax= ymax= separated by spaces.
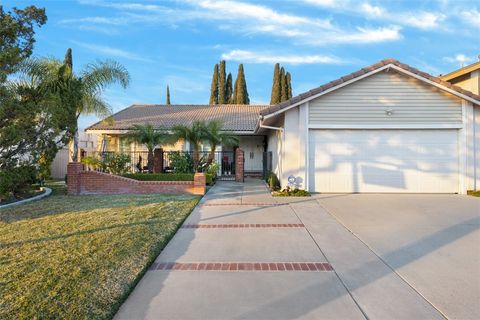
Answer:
xmin=86 ymin=104 xmax=272 ymax=133
xmin=440 ymin=60 xmax=480 ymax=82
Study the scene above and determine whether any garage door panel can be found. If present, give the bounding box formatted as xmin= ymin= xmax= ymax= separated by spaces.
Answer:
xmin=309 ymin=130 xmax=459 ymax=193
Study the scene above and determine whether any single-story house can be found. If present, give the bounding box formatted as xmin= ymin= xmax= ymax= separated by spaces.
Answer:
xmin=86 ymin=58 xmax=480 ymax=194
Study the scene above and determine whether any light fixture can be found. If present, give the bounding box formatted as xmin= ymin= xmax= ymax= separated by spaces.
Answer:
xmin=385 ymin=108 xmax=394 ymax=116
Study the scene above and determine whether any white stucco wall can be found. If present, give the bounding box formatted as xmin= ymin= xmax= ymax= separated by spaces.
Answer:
xmin=475 ymin=106 xmax=480 ymax=190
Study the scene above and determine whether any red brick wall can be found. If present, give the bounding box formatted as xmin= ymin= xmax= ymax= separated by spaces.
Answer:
xmin=235 ymin=148 xmax=244 ymax=182
xmin=67 ymin=163 xmax=205 ymax=195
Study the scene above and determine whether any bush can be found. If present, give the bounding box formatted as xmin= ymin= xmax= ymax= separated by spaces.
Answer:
xmin=266 ymin=171 xmax=281 ymax=191
xmin=0 ymin=166 xmax=36 ymax=201
xmin=169 ymin=152 xmax=193 ymax=173
xmin=273 ymin=186 xmax=311 ymax=197
xmin=205 ymin=173 xmax=214 ymax=186
xmin=122 ymin=173 xmax=194 ymax=181
xmin=81 ymin=156 xmax=100 ymax=171
xmin=104 ymin=153 xmax=131 ymax=175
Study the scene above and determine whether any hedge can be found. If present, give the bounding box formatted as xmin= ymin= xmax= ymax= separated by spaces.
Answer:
xmin=121 ymin=173 xmax=215 ymax=185
xmin=122 ymin=173 xmax=194 ymax=181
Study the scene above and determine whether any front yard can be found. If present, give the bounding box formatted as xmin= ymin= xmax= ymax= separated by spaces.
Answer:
xmin=0 ymin=183 xmax=199 ymax=319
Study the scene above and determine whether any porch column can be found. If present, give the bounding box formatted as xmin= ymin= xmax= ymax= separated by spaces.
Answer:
xmin=235 ymin=148 xmax=244 ymax=182
xmin=67 ymin=162 xmax=83 ymax=195
xmin=153 ymin=148 xmax=164 ymax=173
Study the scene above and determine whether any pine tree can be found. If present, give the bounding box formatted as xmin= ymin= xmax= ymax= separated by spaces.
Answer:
xmin=280 ymin=67 xmax=287 ymax=102
xmin=64 ymin=48 xmax=73 ymax=69
xmin=270 ymin=63 xmax=280 ymax=104
xmin=286 ymin=72 xmax=292 ymax=99
xmin=209 ymin=63 xmax=219 ymax=105
xmin=166 ymin=85 xmax=171 ymax=105
xmin=218 ymin=60 xmax=227 ymax=104
xmin=233 ymin=64 xmax=249 ymax=105
xmin=226 ymin=72 xmax=233 ymax=104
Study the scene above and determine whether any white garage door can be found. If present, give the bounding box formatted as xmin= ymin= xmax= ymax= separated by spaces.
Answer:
xmin=309 ymin=130 xmax=459 ymax=193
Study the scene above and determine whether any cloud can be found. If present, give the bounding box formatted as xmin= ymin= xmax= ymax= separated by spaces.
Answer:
xmin=221 ymin=50 xmax=344 ymax=65
xmin=64 ymin=0 xmax=403 ymax=45
xmin=71 ymin=41 xmax=151 ymax=62
xmin=360 ymin=3 xmax=384 ymax=17
xmin=461 ymin=9 xmax=480 ymax=27
xmin=443 ymin=54 xmax=473 ymax=65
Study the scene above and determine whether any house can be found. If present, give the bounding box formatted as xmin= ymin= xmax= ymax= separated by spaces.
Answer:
xmin=86 ymin=58 xmax=480 ymax=194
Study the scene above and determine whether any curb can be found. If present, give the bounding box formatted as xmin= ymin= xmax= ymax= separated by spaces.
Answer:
xmin=0 ymin=187 xmax=52 ymax=209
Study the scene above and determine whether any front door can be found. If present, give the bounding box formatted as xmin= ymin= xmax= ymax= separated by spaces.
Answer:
xmin=240 ymin=136 xmax=264 ymax=172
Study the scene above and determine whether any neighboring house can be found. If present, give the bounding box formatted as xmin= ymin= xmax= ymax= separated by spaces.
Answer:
xmin=86 ymin=58 xmax=480 ymax=194
xmin=440 ymin=60 xmax=480 ymax=95
xmin=50 ymin=132 xmax=98 ymax=179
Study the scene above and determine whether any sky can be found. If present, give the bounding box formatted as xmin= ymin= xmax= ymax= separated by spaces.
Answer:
xmin=3 ymin=0 xmax=480 ymax=129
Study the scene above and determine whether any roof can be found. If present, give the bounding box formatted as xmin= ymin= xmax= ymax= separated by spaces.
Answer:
xmin=440 ymin=60 xmax=480 ymax=82
xmin=260 ymin=58 xmax=480 ymax=118
xmin=86 ymin=104 xmax=271 ymax=132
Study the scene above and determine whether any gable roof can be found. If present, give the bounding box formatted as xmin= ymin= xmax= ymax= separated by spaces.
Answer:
xmin=86 ymin=104 xmax=271 ymax=133
xmin=440 ymin=60 xmax=480 ymax=82
xmin=260 ymin=58 xmax=480 ymax=119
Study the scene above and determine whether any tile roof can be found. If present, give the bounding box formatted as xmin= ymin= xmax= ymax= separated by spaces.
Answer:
xmin=86 ymin=104 xmax=271 ymax=132
xmin=260 ymin=58 xmax=480 ymax=117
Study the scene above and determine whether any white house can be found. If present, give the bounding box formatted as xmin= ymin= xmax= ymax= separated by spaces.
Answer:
xmin=87 ymin=58 xmax=480 ymax=194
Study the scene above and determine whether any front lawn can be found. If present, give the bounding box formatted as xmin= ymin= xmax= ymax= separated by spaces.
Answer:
xmin=0 ymin=182 xmax=200 ymax=319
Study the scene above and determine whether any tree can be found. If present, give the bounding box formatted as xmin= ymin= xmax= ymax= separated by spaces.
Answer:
xmin=226 ymin=72 xmax=233 ymax=103
xmin=209 ymin=63 xmax=219 ymax=104
xmin=126 ymin=124 xmax=173 ymax=172
xmin=166 ymin=85 xmax=171 ymax=105
xmin=203 ymin=121 xmax=239 ymax=167
xmin=51 ymin=48 xmax=130 ymax=162
xmin=280 ymin=66 xmax=287 ymax=102
xmin=64 ymin=48 xmax=72 ymax=69
xmin=286 ymin=71 xmax=292 ymax=99
xmin=218 ymin=60 xmax=227 ymax=104
xmin=233 ymin=64 xmax=249 ymax=104
xmin=172 ymin=121 xmax=207 ymax=172
xmin=0 ymin=5 xmax=47 ymax=82
xmin=270 ymin=63 xmax=281 ymax=104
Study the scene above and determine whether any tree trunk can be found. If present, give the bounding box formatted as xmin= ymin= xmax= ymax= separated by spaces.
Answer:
xmin=72 ymin=128 xmax=79 ymax=162
xmin=206 ymin=145 xmax=216 ymax=167
xmin=147 ymin=149 xmax=154 ymax=173
xmin=192 ymin=145 xmax=200 ymax=172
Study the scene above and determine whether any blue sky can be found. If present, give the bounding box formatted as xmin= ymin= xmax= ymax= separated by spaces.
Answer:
xmin=4 ymin=0 xmax=480 ymax=129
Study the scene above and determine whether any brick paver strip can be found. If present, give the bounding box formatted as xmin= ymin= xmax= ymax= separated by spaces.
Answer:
xmin=203 ymin=203 xmax=286 ymax=206
xmin=151 ymin=262 xmax=333 ymax=272
xmin=181 ymin=223 xmax=304 ymax=229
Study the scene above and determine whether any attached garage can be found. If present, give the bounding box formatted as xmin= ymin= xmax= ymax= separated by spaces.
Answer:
xmin=260 ymin=59 xmax=480 ymax=194
xmin=308 ymin=130 xmax=459 ymax=193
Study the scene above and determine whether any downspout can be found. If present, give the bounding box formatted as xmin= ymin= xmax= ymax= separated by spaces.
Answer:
xmin=259 ymin=119 xmax=284 ymax=185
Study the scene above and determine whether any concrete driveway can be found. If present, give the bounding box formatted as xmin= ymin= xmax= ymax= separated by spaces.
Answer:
xmin=115 ymin=180 xmax=479 ymax=320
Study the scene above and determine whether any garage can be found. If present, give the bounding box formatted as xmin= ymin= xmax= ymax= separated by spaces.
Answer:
xmin=308 ymin=129 xmax=459 ymax=193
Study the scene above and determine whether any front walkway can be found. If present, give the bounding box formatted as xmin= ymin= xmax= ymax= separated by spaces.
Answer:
xmin=115 ymin=180 xmax=444 ymax=320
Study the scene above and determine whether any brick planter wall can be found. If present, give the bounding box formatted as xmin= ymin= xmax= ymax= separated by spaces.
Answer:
xmin=235 ymin=148 xmax=244 ymax=183
xmin=67 ymin=162 xmax=205 ymax=196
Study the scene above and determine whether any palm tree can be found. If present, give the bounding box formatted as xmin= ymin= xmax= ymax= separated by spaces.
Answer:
xmin=126 ymin=124 xmax=173 ymax=172
xmin=203 ymin=121 xmax=239 ymax=167
xmin=172 ymin=121 xmax=206 ymax=172
xmin=38 ymin=48 xmax=130 ymax=162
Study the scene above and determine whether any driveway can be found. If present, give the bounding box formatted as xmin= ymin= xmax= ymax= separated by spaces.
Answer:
xmin=115 ymin=180 xmax=479 ymax=320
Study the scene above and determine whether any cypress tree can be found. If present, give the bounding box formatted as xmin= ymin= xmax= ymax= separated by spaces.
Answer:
xmin=226 ymin=72 xmax=233 ymax=104
xmin=280 ymin=67 xmax=287 ymax=102
xmin=209 ymin=63 xmax=219 ymax=104
xmin=166 ymin=85 xmax=171 ymax=105
xmin=64 ymin=48 xmax=73 ymax=69
xmin=286 ymin=72 xmax=292 ymax=99
xmin=233 ymin=64 xmax=249 ymax=105
xmin=270 ymin=63 xmax=280 ymax=104
xmin=218 ymin=60 xmax=227 ymax=104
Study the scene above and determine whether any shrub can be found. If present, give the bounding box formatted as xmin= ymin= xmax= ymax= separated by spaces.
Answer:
xmin=122 ymin=173 xmax=194 ymax=181
xmin=207 ymin=162 xmax=219 ymax=177
xmin=0 ymin=165 xmax=36 ymax=201
xmin=266 ymin=171 xmax=281 ymax=191
xmin=273 ymin=186 xmax=311 ymax=197
xmin=205 ymin=173 xmax=214 ymax=186
xmin=104 ymin=153 xmax=131 ymax=175
xmin=168 ymin=152 xmax=193 ymax=173
xmin=81 ymin=156 xmax=101 ymax=171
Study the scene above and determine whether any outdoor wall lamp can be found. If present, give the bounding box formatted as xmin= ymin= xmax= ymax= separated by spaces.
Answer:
xmin=385 ymin=108 xmax=394 ymax=116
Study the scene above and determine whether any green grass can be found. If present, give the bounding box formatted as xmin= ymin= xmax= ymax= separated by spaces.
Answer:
xmin=0 ymin=182 xmax=200 ymax=319
xmin=467 ymin=190 xmax=480 ymax=197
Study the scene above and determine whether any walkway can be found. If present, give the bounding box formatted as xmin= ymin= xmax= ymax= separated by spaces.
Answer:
xmin=115 ymin=179 xmax=445 ymax=320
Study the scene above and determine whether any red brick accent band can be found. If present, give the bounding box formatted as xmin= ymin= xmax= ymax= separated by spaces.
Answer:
xmin=181 ymin=223 xmax=304 ymax=228
xmin=149 ymin=262 xmax=333 ymax=272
